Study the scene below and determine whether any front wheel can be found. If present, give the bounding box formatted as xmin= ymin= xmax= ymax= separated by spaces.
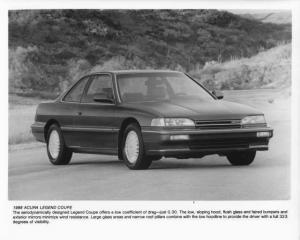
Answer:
xmin=122 ymin=123 xmax=152 ymax=170
xmin=226 ymin=151 xmax=256 ymax=166
xmin=47 ymin=124 xmax=72 ymax=165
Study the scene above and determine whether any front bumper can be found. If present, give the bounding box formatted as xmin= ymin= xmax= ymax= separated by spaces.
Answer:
xmin=142 ymin=127 xmax=273 ymax=157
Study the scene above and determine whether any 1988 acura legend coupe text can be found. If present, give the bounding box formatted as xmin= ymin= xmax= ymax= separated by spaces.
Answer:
xmin=31 ymin=70 xmax=273 ymax=170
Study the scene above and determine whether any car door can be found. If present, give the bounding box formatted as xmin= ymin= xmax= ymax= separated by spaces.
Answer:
xmin=72 ymin=73 xmax=118 ymax=151
xmin=59 ymin=76 xmax=90 ymax=147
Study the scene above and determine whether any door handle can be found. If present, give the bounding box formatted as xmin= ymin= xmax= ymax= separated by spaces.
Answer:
xmin=77 ymin=112 xmax=82 ymax=116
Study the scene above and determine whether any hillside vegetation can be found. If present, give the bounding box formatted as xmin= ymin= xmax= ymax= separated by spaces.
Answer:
xmin=9 ymin=10 xmax=291 ymax=96
xmin=191 ymin=43 xmax=291 ymax=90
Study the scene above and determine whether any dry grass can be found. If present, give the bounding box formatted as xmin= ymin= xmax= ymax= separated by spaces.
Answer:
xmin=8 ymin=94 xmax=47 ymax=145
xmin=191 ymin=43 xmax=291 ymax=90
xmin=9 ymin=105 xmax=36 ymax=144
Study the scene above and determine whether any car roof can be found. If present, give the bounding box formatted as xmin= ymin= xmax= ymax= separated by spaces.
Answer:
xmin=89 ymin=69 xmax=182 ymax=75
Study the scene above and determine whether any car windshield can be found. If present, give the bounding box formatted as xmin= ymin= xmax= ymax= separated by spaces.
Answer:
xmin=117 ymin=72 xmax=214 ymax=103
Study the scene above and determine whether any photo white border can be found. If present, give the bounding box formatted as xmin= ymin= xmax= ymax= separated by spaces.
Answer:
xmin=1 ymin=1 xmax=299 ymax=239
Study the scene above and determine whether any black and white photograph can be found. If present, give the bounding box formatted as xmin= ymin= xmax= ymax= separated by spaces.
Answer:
xmin=8 ymin=8 xmax=292 ymax=202
xmin=2 ymin=0 xmax=300 ymax=239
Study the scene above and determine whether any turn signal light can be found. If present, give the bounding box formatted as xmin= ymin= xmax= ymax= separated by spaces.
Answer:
xmin=257 ymin=132 xmax=271 ymax=137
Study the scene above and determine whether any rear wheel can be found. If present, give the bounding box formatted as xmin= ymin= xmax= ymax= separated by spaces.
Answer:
xmin=47 ymin=124 xmax=72 ymax=165
xmin=122 ymin=123 xmax=152 ymax=170
xmin=226 ymin=151 xmax=256 ymax=166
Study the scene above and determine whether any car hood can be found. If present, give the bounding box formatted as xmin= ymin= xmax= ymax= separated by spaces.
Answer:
xmin=123 ymin=99 xmax=263 ymax=120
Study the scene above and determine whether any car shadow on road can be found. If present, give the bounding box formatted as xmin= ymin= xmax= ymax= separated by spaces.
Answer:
xmin=151 ymin=161 xmax=232 ymax=170
xmin=71 ymin=158 xmax=234 ymax=169
xmin=69 ymin=160 xmax=122 ymax=166
xmin=68 ymin=157 xmax=267 ymax=170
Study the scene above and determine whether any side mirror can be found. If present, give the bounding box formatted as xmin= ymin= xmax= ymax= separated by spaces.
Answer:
xmin=93 ymin=93 xmax=114 ymax=104
xmin=212 ymin=90 xmax=224 ymax=100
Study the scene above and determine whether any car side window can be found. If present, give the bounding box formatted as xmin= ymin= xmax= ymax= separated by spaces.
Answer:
xmin=63 ymin=77 xmax=89 ymax=102
xmin=81 ymin=74 xmax=113 ymax=103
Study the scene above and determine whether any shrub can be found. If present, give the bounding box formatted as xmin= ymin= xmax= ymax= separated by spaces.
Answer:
xmin=90 ymin=55 xmax=150 ymax=72
xmin=9 ymin=46 xmax=39 ymax=92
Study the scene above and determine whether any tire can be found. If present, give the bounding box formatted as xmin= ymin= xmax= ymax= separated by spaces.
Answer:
xmin=122 ymin=123 xmax=152 ymax=170
xmin=46 ymin=124 xmax=72 ymax=165
xmin=118 ymin=149 xmax=124 ymax=161
xmin=226 ymin=151 xmax=256 ymax=166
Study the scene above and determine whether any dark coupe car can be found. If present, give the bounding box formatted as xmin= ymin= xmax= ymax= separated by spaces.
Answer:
xmin=31 ymin=70 xmax=273 ymax=170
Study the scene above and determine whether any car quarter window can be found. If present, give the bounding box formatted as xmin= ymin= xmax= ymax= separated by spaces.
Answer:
xmin=63 ymin=77 xmax=89 ymax=102
xmin=81 ymin=74 xmax=113 ymax=103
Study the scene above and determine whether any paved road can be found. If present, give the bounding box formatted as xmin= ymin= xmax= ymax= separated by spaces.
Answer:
xmin=8 ymin=119 xmax=290 ymax=200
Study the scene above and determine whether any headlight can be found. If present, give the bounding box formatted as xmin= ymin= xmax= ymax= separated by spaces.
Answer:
xmin=241 ymin=115 xmax=266 ymax=125
xmin=151 ymin=118 xmax=195 ymax=127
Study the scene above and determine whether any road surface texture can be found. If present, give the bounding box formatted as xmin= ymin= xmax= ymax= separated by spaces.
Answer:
xmin=8 ymin=90 xmax=290 ymax=200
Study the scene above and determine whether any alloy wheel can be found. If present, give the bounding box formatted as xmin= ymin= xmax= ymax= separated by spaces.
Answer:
xmin=124 ymin=130 xmax=140 ymax=164
xmin=48 ymin=130 xmax=60 ymax=159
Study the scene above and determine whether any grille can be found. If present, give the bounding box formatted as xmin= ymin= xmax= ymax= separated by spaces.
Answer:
xmin=194 ymin=119 xmax=241 ymax=129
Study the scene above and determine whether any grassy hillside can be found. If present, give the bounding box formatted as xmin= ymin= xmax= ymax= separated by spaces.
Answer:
xmin=190 ymin=43 xmax=291 ymax=90
xmin=9 ymin=9 xmax=291 ymax=95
